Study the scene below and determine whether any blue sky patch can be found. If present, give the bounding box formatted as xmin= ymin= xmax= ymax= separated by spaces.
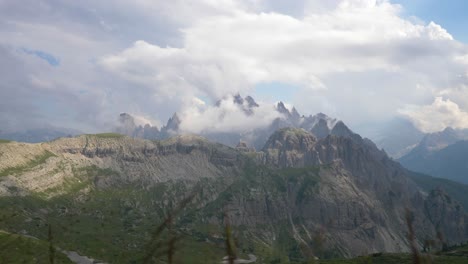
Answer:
xmin=254 ymin=81 xmax=299 ymax=103
xmin=22 ymin=48 xmax=60 ymax=66
xmin=394 ymin=0 xmax=468 ymax=43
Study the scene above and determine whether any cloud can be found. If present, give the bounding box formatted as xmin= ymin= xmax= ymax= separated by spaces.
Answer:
xmin=399 ymin=97 xmax=468 ymax=133
xmin=96 ymin=0 xmax=468 ymax=133
xmin=22 ymin=48 xmax=60 ymax=66
xmin=178 ymin=95 xmax=282 ymax=133
xmin=1 ymin=0 xmax=468 ymax=135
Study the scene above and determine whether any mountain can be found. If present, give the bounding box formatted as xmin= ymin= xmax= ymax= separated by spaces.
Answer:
xmin=0 ymin=126 xmax=466 ymax=263
xmin=372 ymin=118 xmax=425 ymax=159
xmin=399 ymin=127 xmax=468 ymax=184
xmin=408 ymin=171 xmax=468 ymax=211
xmin=0 ymin=126 xmax=81 ymax=143
xmin=401 ymin=140 xmax=468 ymax=184
xmin=115 ymin=112 xmax=181 ymax=140
xmin=116 ymin=95 xmax=342 ymax=150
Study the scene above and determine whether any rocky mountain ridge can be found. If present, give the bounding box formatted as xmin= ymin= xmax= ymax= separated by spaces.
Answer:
xmin=0 ymin=126 xmax=466 ymax=262
xmin=114 ymin=95 xmax=341 ymax=150
xmin=399 ymin=127 xmax=468 ymax=184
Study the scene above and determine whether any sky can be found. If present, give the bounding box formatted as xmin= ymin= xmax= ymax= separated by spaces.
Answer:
xmin=1 ymin=0 xmax=468 ymax=135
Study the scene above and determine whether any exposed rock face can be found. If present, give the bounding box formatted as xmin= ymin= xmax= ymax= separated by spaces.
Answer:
xmin=235 ymin=140 xmax=255 ymax=152
xmin=262 ymin=128 xmax=318 ymax=167
xmin=245 ymin=95 xmax=259 ymax=108
xmin=424 ymin=188 xmax=466 ymax=244
xmin=257 ymin=128 xmax=468 ymax=254
xmin=114 ymin=95 xmax=343 ymax=151
xmin=0 ymin=134 xmax=241 ymax=196
xmin=0 ymin=129 xmax=467 ymax=260
xmin=311 ymin=119 xmax=330 ymax=139
xmin=117 ymin=113 xmax=137 ymax=136
xmin=165 ymin=113 xmax=181 ymax=132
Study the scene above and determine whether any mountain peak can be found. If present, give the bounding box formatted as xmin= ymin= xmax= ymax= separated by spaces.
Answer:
xmin=263 ymin=127 xmax=316 ymax=151
xmin=291 ymin=107 xmax=300 ymax=120
xmin=245 ymin=95 xmax=259 ymax=108
xmin=119 ymin=112 xmax=135 ymax=124
xmin=233 ymin=93 xmax=244 ymax=105
xmin=417 ymin=126 xmax=461 ymax=152
xmin=117 ymin=112 xmax=136 ymax=136
xmin=311 ymin=118 xmax=330 ymax=139
xmin=276 ymin=101 xmax=291 ymax=116
xmin=442 ymin=126 xmax=456 ymax=135
xmin=330 ymin=121 xmax=351 ymax=136
xmin=166 ymin=113 xmax=181 ymax=131
xmin=316 ymin=112 xmax=327 ymax=119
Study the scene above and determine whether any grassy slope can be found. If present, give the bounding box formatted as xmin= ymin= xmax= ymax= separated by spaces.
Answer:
xmin=0 ymin=157 xmax=467 ymax=263
xmin=321 ymin=252 xmax=468 ymax=264
xmin=0 ymin=231 xmax=72 ymax=263
xmin=408 ymin=171 xmax=468 ymax=211
xmin=86 ymin=133 xmax=124 ymax=138
xmin=0 ymin=150 xmax=56 ymax=177
xmin=0 ymin=162 xmax=323 ymax=263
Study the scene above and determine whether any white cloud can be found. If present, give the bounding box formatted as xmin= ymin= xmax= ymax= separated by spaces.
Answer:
xmin=399 ymin=97 xmax=468 ymax=133
xmin=131 ymin=114 xmax=160 ymax=127
xmin=179 ymin=95 xmax=282 ymax=133
xmin=1 ymin=0 xmax=468 ymax=135
xmin=97 ymin=0 xmax=468 ymax=133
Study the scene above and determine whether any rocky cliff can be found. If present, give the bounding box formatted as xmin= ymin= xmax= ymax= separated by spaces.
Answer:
xmin=0 ymin=130 xmax=466 ymax=262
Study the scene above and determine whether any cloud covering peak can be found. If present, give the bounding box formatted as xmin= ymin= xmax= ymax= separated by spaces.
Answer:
xmin=178 ymin=95 xmax=283 ymax=134
xmin=1 ymin=0 xmax=468 ymax=135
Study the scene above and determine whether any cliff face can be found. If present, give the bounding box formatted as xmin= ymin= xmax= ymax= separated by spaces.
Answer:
xmin=0 ymin=134 xmax=241 ymax=196
xmin=0 ymin=130 xmax=466 ymax=261
xmin=424 ymin=189 xmax=467 ymax=243
xmin=257 ymin=128 xmax=467 ymax=254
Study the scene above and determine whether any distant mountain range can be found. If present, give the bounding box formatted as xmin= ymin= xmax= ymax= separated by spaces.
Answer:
xmin=2 ymin=94 xmax=468 ymax=186
xmin=1 ymin=119 xmax=466 ymax=262
xmin=399 ymin=127 xmax=468 ymax=184
xmin=114 ymin=95 xmax=344 ymax=150
xmin=372 ymin=118 xmax=425 ymax=159
xmin=0 ymin=126 xmax=81 ymax=143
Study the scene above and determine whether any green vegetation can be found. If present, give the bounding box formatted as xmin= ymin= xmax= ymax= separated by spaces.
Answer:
xmin=0 ymin=150 xmax=56 ymax=177
xmin=321 ymin=251 xmax=468 ymax=264
xmin=87 ymin=132 xmax=124 ymax=138
xmin=0 ymin=231 xmax=72 ymax=263
xmin=409 ymin=171 xmax=468 ymax=211
xmin=0 ymin=160 xmax=467 ymax=263
xmin=0 ymin=161 xmax=327 ymax=263
xmin=0 ymin=139 xmax=11 ymax=144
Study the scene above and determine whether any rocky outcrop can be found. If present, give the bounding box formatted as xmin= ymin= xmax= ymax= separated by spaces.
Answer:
xmin=256 ymin=127 xmax=468 ymax=255
xmin=424 ymin=188 xmax=466 ymax=244
xmin=0 ymin=134 xmax=242 ymax=196
xmin=113 ymin=95 xmax=342 ymax=152
xmin=261 ymin=128 xmax=318 ymax=167
xmin=311 ymin=119 xmax=330 ymax=139
xmin=235 ymin=140 xmax=255 ymax=153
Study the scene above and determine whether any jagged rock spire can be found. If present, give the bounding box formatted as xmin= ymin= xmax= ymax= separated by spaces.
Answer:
xmin=166 ymin=112 xmax=181 ymax=131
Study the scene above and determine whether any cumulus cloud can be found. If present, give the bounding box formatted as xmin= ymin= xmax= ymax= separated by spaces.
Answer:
xmin=99 ymin=0 xmax=468 ymax=132
xmin=1 ymin=0 xmax=468 ymax=135
xmin=399 ymin=97 xmax=468 ymax=133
